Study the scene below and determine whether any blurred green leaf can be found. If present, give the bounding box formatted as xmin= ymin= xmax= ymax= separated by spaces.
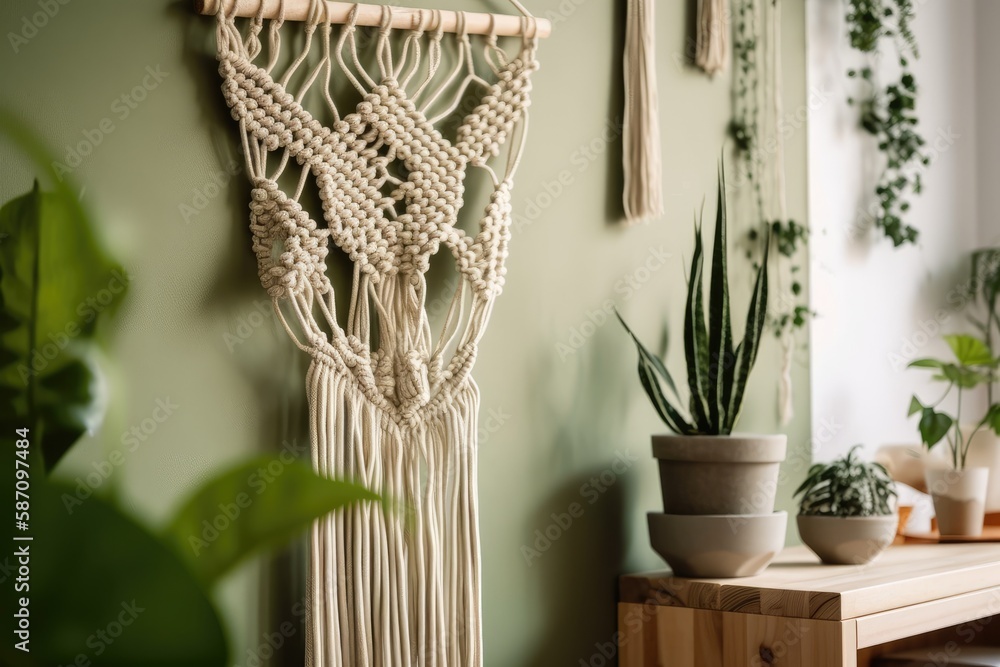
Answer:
xmin=908 ymin=358 xmax=944 ymax=369
xmin=918 ymin=407 xmax=953 ymax=449
xmin=1 ymin=480 xmax=227 ymax=667
xmin=164 ymin=456 xmax=381 ymax=585
xmin=937 ymin=363 xmax=990 ymax=389
xmin=0 ymin=184 xmax=126 ymax=472
xmin=984 ymin=404 xmax=1000 ymax=436
xmin=943 ymin=334 xmax=993 ymax=367
xmin=0 ymin=114 xmax=225 ymax=667
xmin=908 ymin=395 xmax=923 ymax=416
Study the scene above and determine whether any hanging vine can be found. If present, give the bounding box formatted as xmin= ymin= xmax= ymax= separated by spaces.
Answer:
xmin=726 ymin=0 xmax=810 ymax=424
xmin=730 ymin=0 xmax=764 ymax=220
xmin=749 ymin=221 xmax=813 ymax=335
xmin=730 ymin=0 xmax=811 ymax=342
xmin=845 ymin=0 xmax=928 ymax=247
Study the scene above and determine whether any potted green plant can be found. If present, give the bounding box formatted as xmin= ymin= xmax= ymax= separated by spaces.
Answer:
xmin=795 ymin=445 xmax=897 ymax=565
xmin=908 ymin=334 xmax=1000 ymax=536
xmin=619 ymin=167 xmax=787 ymax=578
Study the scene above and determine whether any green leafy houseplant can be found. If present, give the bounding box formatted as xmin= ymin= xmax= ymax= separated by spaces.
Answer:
xmin=0 ymin=115 xmax=381 ymax=667
xmin=618 ymin=168 xmax=769 ymax=435
xmin=795 ymin=445 xmax=896 ymax=517
xmin=907 ymin=334 xmax=1000 ymax=470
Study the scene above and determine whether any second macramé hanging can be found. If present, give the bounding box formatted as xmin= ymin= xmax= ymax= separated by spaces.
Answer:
xmin=211 ymin=1 xmax=543 ymax=665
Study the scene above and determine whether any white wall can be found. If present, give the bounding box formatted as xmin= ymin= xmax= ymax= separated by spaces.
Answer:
xmin=807 ymin=0 xmax=981 ymax=460
xmin=976 ymin=1 xmax=1000 ymax=248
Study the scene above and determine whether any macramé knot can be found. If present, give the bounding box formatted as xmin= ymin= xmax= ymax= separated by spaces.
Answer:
xmin=249 ymin=182 xmax=331 ymax=298
xmin=395 ymin=349 xmax=430 ymax=412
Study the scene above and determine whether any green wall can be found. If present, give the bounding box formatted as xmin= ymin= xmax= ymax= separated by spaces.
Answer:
xmin=0 ymin=0 xmax=809 ymax=664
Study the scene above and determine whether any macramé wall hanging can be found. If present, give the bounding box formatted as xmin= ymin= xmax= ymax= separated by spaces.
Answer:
xmin=622 ymin=0 xmax=663 ymax=224
xmin=199 ymin=0 xmax=548 ymax=664
xmin=695 ymin=0 xmax=728 ymax=76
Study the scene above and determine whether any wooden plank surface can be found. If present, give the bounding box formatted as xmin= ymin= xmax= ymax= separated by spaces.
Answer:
xmin=619 ymin=572 xmax=723 ymax=611
xmin=621 ymin=544 xmax=1000 ymax=621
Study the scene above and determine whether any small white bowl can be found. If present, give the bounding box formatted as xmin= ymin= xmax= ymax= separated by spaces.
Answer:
xmin=647 ymin=511 xmax=787 ymax=578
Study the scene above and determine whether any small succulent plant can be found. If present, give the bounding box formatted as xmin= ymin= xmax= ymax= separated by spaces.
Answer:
xmin=795 ymin=445 xmax=896 ymax=517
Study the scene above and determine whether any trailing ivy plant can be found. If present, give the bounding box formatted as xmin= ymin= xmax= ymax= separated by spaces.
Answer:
xmin=730 ymin=0 xmax=764 ymax=219
xmin=731 ymin=0 xmax=811 ymax=340
xmin=845 ymin=0 xmax=928 ymax=247
xmin=618 ymin=167 xmax=769 ymax=436
xmin=748 ymin=220 xmax=815 ymax=337
xmin=795 ymin=445 xmax=896 ymax=517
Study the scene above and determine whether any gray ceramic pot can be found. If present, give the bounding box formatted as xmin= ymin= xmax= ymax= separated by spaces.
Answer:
xmin=652 ymin=434 xmax=787 ymax=515
xmin=797 ymin=514 xmax=897 ymax=565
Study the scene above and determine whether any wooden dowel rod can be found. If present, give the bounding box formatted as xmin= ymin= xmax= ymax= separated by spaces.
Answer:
xmin=196 ymin=0 xmax=552 ymax=38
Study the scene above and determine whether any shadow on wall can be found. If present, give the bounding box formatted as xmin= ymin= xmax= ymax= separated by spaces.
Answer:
xmin=523 ymin=318 xmax=635 ymax=666
xmin=603 ymin=0 xmax=626 ymax=224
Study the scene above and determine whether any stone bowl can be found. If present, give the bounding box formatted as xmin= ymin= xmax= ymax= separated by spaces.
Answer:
xmin=647 ymin=511 xmax=787 ymax=578
xmin=797 ymin=514 xmax=897 ymax=565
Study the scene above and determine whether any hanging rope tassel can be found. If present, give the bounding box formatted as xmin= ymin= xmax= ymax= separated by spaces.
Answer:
xmin=695 ymin=0 xmax=729 ymax=76
xmin=622 ymin=0 xmax=663 ymax=225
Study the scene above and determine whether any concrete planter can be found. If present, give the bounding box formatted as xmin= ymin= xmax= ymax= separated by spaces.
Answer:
xmin=925 ymin=467 xmax=989 ymax=537
xmin=652 ymin=434 xmax=787 ymax=515
xmin=797 ymin=515 xmax=897 ymax=565
xmin=647 ymin=511 xmax=787 ymax=578
xmin=963 ymin=429 xmax=1000 ymax=512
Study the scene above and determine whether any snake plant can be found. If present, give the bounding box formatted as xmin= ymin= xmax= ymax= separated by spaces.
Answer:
xmin=795 ymin=445 xmax=896 ymax=517
xmin=618 ymin=167 xmax=769 ymax=436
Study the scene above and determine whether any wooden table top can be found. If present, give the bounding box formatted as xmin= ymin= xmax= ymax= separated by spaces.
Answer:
xmin=620 ymin=544 xmax=1000 ymax=621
